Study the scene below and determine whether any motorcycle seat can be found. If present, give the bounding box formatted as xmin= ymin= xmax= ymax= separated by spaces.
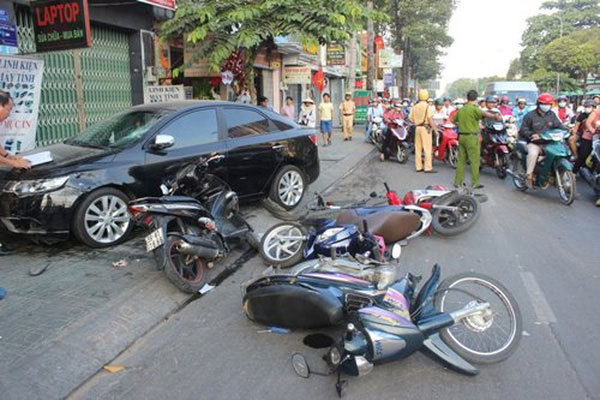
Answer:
xmin=336 ymin=210 xmax=421 ymax=243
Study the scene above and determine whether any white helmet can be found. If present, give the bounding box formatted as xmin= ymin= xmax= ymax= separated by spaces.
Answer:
xmin=454 ymin=98 xmax=465 ymax=105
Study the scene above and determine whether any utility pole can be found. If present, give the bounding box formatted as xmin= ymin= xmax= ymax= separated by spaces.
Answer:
xmin=366 ymin=0 xmax=375 ymax=92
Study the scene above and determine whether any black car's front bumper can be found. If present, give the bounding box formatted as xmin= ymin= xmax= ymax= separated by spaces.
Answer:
xmin=0 ymin=185 xmax=83 ymax=236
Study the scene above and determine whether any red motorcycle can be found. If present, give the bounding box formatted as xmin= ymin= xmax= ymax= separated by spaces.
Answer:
xmin=481 ymin=119 xmax=510 ymax=179
xmin=433 ymin=120 xmax=459 ymax=168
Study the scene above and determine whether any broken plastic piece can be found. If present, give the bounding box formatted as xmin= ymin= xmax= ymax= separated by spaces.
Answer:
xmin=198 ymin=283 xmax=215 ymax=295
xmin=257 ymin=327 xmax=291 ymax=334
xmin=103 ymin=365 xmax=125 ymax=374
xmin=112 ymin=259 xmax=129 ymax=268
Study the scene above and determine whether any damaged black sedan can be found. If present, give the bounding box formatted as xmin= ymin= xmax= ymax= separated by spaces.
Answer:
xmin=0 ymin=101 xmax=319 ymax=248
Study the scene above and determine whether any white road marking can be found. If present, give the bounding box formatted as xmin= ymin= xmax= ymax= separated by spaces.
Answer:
xmin=520 ymin=271 xmax=557 ymax=324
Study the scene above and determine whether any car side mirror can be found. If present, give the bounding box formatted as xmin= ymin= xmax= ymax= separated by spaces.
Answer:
xmin=151 ymin=134 xmax=175 ymax=151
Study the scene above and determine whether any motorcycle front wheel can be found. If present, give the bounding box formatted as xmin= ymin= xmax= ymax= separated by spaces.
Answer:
xmin=396 ymin=144 xmax=408 ymax=164
xmin=511 ymin=156 xmax=528 ymax=191
xmin=447 ymin=146 xmax=458 ymax=169
xmin=435 ymin=272 xmax=522 ymax=364
xmin=556 ymin=168 xmax=576 ymax=205
xmin=431 ymin=194 xmax=480 ymax=236
xmin=496 ymin=154 xmax=509 ymax=179
xmin=163 ymin=236 xmax=208 ymax=293
xmin=260 ymin=222 xmax=307 ymax=268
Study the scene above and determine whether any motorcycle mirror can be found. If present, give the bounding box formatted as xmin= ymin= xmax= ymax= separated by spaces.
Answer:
xmin=369 ymin=192 xmax=377 ymax=198
xmin=391 ymin=243 xmax=402 ymax=260
xmin=291 ymin=353 xmax=310 ymax=379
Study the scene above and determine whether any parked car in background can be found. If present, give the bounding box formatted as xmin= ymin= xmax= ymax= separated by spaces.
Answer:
xmin=0 ymin=101 xmax=319 ymax=248
xmin=484 ymin=81 xmax=539 ymax=106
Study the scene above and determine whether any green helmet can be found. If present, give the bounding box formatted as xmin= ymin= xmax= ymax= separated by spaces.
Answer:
xmin=434 ymin=98 xmax=444 ymax=106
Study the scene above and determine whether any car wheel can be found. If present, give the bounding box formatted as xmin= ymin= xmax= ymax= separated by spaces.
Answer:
xmin=270 ymin=165 xmax=306 ymax=210
xmin=72 ymin=187 xmax=133 ymax=248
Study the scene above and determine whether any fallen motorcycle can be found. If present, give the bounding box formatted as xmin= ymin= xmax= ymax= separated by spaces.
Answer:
xmin=259 ymin=205 xmax=428 ymax=268
xmin=242 ymin=262 xmax=522 ymax=396
xmin=128 ymin=155 xmax=257 ymax=292
xmin=507 ymin=128 xmax=576 ymax=205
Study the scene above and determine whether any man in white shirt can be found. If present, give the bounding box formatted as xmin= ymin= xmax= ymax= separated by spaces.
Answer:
xmin=365 ymin=98 xmax=385 ymax=142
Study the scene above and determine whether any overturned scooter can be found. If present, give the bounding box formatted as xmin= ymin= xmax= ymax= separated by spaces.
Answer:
xmin=243 ymin=263 xmax=521 ymax=397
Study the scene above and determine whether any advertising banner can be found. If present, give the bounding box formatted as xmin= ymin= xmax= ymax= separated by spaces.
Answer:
xmin=0 ymin=0 xmax=18 ymax=55
xmin=0 ymin=55 xmax=44 ymax=153
xmin=282 ymin=66 xmax=311 ymax=85
xmin=137 ymin=0 xmax=176 ymax=10
xmin=326 ymin=42 xmax=345 ymax=66
xmin=353 ymin=89 xmax=371 ymax=124
xmin=31 ymin=0 xmax=92 ymax=52
xmin=144 ymin=85 xmax=185 ymax=103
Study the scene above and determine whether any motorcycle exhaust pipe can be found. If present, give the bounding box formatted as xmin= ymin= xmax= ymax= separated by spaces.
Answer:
xmin=505 ymin=168 xmax=517 ymax=178
xmin=175 ymin=241 xmax=220 ymax=259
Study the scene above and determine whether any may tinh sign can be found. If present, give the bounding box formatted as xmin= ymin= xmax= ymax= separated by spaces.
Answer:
xmin=31 ymin=0 xmax=91 ymax=52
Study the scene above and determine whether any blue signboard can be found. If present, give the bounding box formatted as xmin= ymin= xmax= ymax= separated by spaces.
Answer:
xmin=0 ymin=0 xmax=18 ymax=55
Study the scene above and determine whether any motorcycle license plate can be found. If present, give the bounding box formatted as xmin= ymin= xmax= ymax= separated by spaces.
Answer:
xmin=145 ymin=229 xmax=164 ymax=252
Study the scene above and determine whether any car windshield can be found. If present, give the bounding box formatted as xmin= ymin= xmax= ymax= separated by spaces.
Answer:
xmin=491 ymin=91 xmax=538 ymax=106
xmin=65 ymin=110 xmax=163 ymax=149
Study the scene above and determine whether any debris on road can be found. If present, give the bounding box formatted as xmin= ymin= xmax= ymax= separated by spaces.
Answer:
xmin=29 ymin=263 xmax=51 ymax=277
xmin=112 ymin=259 xmax=129 ymax=269
xmin=103 ymin=365 xmax=126 ymax=374
xmin=257 ymin=327 xmax=291 ymax=335
xmin=198 ymin=283 xmax=215 ymax=295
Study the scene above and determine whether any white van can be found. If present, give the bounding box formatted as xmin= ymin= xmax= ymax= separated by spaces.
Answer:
xmin=484 ymin=81 xmax=539 ymax=106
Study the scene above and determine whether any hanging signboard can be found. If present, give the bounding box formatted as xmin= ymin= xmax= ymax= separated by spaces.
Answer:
xmin=326 ymin=42 xmax=345 ymax=66
xmin=283 ymin=66 xmax=311 ymax=85
xmin=353 ymin=90 xmax=371 ymax=124
xmin=144 ymin=85 xmax=185 ymax=103
xmin=137 ymin=0 xmax=176 ymax=10
xmin=31 ymin=0 xmax=92 ymax=52
xmin=0 ymin=1 xmax=18 ymax=55
xmin=0 ymin=55 xmax=44 ymax=153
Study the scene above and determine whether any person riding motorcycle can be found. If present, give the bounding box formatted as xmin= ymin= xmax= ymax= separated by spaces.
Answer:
xmin=519 ymin=93 xmax=567 ymax=188
xmin=553 ymin=95 xmax=575 ymax=124
xmin=442 ymin=96 xmax=455 ymax=117
xmin=449 ymin=98 xmax=464 ymax=121
xmin=481 ymin=96 xmax=502 ymax=147
xmin=499 ymin=96 xmax=513 ymax=116
xmin=380 ymin=100 xmax=406 ymax=161
xmin=512 ymin=97 xmax=530 ymax=129
xmin=569 ymin=99 xmax=595 ymax=161
xmin=366 ymin=98 xmax=385 ymax=142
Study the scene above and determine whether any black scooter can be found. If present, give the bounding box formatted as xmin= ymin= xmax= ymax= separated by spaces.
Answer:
xmin=129 ymin=155 xmax=257 ymax=293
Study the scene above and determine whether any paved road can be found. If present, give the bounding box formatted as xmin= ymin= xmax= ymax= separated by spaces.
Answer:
xmin=0 ymin=127 xmax=374 ymax=400
xmin=69 ymin=153 xmax=599 ymax=400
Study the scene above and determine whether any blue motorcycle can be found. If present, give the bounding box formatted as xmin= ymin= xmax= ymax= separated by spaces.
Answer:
xmin=258 ymin=204 xmax=431 ymax=268
xmin=508 ymin=128 xmax=576 ymax=205
xmin=243 ymin=261 xmax=522 ymax=397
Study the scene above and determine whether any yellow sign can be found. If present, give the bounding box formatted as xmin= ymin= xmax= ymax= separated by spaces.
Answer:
xmin=283 ymin=66 xmax=312 ymax=85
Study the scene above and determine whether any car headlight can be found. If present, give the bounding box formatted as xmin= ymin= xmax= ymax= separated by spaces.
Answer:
xmin=3 ymin=176 xmax=69 ymax=195
xmin=316 ymin=227 xmax=345 ymax=243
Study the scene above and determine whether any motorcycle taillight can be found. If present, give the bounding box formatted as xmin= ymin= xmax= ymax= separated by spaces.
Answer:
xmin=128 ymin=204 xmax=148 ymax=217
xmin=419 ymin=202 xmax=434 ymax=210
xmin=144 ymin=216 xmax=153 ymax=226
xmin=386 ymin=191 xmax=402 ymax=206
xmin=309 ymin=134 xmax=318 ymax=145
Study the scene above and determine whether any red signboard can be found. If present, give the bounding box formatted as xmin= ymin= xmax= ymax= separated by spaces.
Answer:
xmin=137 ymin=0 xmax=176 ymax=10
xmin=31 ymin=0 xmax=91 ymax=52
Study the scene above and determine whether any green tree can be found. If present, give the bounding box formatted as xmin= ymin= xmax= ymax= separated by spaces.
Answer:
xmin=520 ymin=0 xmax=600 ymax=74
xmin=540 ymin=28 xmax=600 ymax=81
xmin=506 ymin=58 xmax=523 ymax=80
xmin=162 ymin=0 xmax=382 ymax=99
xmin=443 ymin=76 xmax=506 ymax=98
xmin=526 ymin=68 xmax=580 ymax=92
xmin=383 ymin=0 xmax=456 ymax=97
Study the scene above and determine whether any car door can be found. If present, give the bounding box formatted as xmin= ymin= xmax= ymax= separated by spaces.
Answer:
xmin=220 ymin=106 xmax=284 ymax=197
xmin=141 ymin=107 xmax=227 ymax=195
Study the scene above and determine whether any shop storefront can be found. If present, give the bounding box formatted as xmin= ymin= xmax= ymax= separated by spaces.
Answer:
xmin=6 ymin=0 xmax=163 ymax=147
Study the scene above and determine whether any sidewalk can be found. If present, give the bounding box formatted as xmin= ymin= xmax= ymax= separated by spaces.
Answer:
xmin=0 ymin=126 xmax=375 ymax=400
